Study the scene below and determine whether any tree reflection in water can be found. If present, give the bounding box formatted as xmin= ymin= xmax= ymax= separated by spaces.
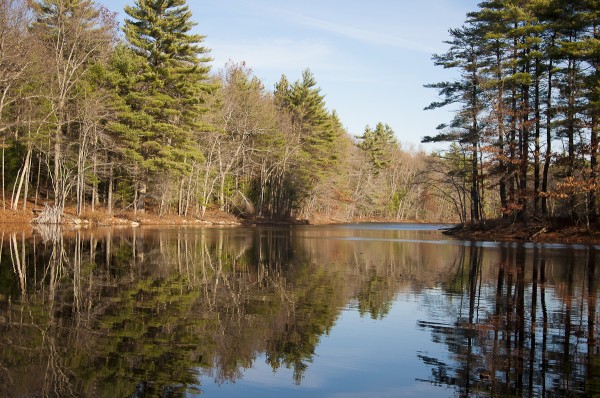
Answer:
xmin=0 ymin=226 xmax=599 ymax=397
xmin=0 ymin=226 xmax=413 ymax=397
xmin=418 ymin=242 xmax=600 ymax=397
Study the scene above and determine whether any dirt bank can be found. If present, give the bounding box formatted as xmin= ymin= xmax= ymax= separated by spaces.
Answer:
xmin=0 ymin=203 xmax=242 ymax=228
xmin=445 ymin=220 xmax=600 ymax=245
xmin=0 ymin=201 xmax=411 ymax=228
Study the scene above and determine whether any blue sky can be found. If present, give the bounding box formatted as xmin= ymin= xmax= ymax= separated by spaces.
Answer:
xmin=97 ymin=0 xmax=480 ymax=148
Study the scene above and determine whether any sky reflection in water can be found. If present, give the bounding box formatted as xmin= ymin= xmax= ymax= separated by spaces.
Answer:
xmin=202 ymin=295 xmax=452 ymax=398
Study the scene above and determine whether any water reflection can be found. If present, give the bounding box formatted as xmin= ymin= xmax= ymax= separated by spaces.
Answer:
xmin=0 ymin=225 xmax=598 ymax=397
xmin=418 ymin=243 xmax=600 ymax=397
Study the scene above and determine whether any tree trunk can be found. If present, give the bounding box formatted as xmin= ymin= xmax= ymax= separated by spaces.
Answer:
xmin=471 ymin=142 xmax=480 ymax=222
xmin=219 ymin=174 xmax=226 ymax=212
xmin=11 ymin=168 xmax=22 ymax=211
xmin=76 ymin=152 xmax=84 ymax=216
xmin=138 ymin=180 xmax=146 ymax=214
xmin=518 ymin=54 xmax=530 ymax=222
xmin=470 ymin=58 xmax=480 ymax=223
xmin=542 ymin=36 xmax=555 ymax=217
xmin=479 ymin=149 xmax=486 ymax=220
xmin=22 ymin=147 xmax=32 ymax=210
xmin=534 ymin=55 xmax=541 ymax=217
xmin=509 ymin=35 xmax=518 ymax=210
xmin=590 ymin=113 xmax=598 ymax=223
xmin=494 ymin=42 xmax=508 ymax=216
xmin=107 ymin=162 xmax=113 ymax=216
xmin=54 ymin=122 xmax=61 ymax=199
xmin=589 ymin=21 xmax=600 ymax=224
xmin=159 ymin=192 xmax=166 ymax=216
xmin=11 ymin=148 xmax=31 ymax=210
xmin=567 ymin=56 xmax=577 ymax=220
xmin=178 ymin=177 xmax=185 ymax=216
xmin=1 ymin=139 xmax=5 ymax=210
xmin=34 ymin=155 xmax=41 ymax=209
xmin=91 ymin=152 xmax=98 ymax=212
xmin=184 ymin=162 xmax=195 ymax=216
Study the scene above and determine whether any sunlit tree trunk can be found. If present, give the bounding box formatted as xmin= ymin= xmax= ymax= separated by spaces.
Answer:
xmin=11 ymin=146 xmax=31 ymax=210
xmin=91 ymin=150 xmax=98 ymax=212
xmin=107 ymin=162 xmax=113 ymax=216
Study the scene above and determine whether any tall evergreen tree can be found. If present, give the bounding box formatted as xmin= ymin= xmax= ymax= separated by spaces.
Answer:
xmin=580 ymin=0 xmax=600 ymax=221
xmin=357 ymin=123 xmax=397 ymax=172
xmin=289 ymin=70 xmax=334 ymax=158
xmin=277 ymin=70 xmax=338 ymax=189
xmin=119 ymin=0 xmax=212 ymax=212
xmin=424 ymin=26 xmax=486 ymax=222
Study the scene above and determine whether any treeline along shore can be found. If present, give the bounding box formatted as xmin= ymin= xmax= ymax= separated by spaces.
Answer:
xmin=1 ymin=0 xmax=600 ymax=241
xmin=0 ymin=0 xmax=456 ymax=226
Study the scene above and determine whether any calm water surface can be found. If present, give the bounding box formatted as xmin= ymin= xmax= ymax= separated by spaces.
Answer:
xmin=0 ymin=223 xmax=598 ymax=397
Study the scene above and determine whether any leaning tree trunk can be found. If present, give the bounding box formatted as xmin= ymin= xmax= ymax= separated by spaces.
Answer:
xmin=11 ymin=147 xmax=31 ymax=210
xmin=22 ymin=147 xmax=32 ymax=210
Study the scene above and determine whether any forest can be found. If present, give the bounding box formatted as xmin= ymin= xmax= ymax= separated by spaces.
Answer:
xmin=425 ymin=0 xmax=600 ymax=226
xmin=0 ymin=0 xmax=599 ymax=226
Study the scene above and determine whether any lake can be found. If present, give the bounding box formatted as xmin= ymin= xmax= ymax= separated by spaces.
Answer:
xmin=0 ymin=223 xmax=598 ymax=397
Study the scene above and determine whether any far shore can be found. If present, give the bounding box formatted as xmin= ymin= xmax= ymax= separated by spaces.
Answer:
xmin=2 ymin=205 xmax=599 ymax=245
xmin=0 ymin=202 xmax=447 ymax=228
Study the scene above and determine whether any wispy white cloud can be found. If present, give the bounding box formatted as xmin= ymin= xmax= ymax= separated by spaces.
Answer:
xmin=233 ymin=1 xmax=442 ymax=55
xmin=293 ymin=14 xmax=442 ymax=54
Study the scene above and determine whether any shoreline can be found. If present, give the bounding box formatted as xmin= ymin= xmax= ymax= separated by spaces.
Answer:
xmin=0 ymin=204 xmax=440 ymax=228
xmin=0 ymin=207 xmax=243 ymax=227
xmin=443 ymin=221 xmax=600 ymax=245
xmin=3 ymin=206 xmax=599 ymax=245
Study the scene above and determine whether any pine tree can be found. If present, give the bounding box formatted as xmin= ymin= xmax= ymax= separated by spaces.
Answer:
xmin=274 ymin=74 xmax=292 ymax=110
xmin=120 ymin=0 xmax=213 ymax=212
xmin=357 ymin=123 xmax=397 ymax=172
xmin=272 ymin=70 xmax=348 ymax=217
xmin=281 ymin=70 xmax=335 ymax=185
xmin=580 ymin=0 xmax=600 ymax=221
xmin=424 ymin=26 xmax=486 ymax=222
